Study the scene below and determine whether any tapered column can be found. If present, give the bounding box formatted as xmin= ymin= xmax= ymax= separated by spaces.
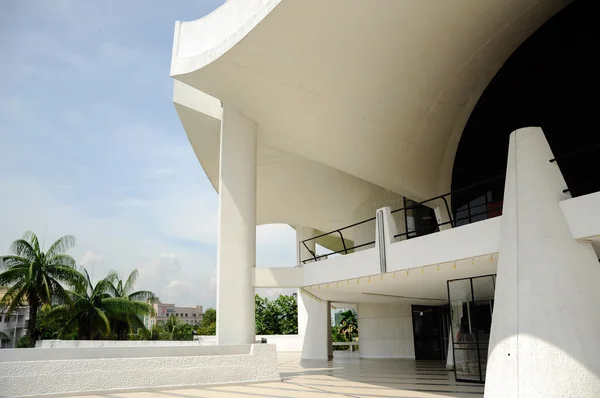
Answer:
xmin=216 ymin=104 xmax=257 ymax=345
xmin=485 ymin=127 xmax=600 ymax=397
xmin=298 ymin=291 xmax=329 ymax=359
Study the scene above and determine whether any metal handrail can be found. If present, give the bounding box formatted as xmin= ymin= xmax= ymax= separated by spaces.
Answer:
xmin=302 ymin=240 xmax=375 ymax=264
xmin=299 ymin=175 xmax=505 ymax=264
xmin=393 ymin=201 xmax=502 ymax=239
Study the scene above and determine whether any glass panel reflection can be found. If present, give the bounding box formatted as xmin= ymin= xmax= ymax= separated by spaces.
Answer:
xmin=448 ymin=275 xmax=495 ymax=383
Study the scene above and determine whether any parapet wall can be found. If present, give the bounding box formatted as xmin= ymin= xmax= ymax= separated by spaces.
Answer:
xmin=0 ymin=344 xmax=280 ymax=397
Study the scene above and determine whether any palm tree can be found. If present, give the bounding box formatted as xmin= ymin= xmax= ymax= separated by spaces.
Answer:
xmin=339 ymin=310 xmax=358 ymax=341
xmin=0 ymin=231 xmax=84 ymax=346
xmin=106 ymin=269 xmax=155 ymax=339
xmin=49 ymin=268 xmax=153 ymax=339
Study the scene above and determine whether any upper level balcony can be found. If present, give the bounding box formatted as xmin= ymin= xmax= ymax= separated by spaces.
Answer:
xmin=255 ymin=152 xmax=600 ymax=290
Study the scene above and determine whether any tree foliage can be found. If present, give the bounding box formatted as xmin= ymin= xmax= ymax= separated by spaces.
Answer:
xmin=196 ymin=308 xmax=216 ymax=335
xmin=106 ymin=269 xmax=156 ymax=339
xmin=47 ymin=267 xmax=153 ymax=340
xmin=255 ymin=294 xmax=298 ymax=335
xmin=0 ymin=231 xmax=84 ymax=346
xmin=339 ymin=309 xmax=358 ymax=340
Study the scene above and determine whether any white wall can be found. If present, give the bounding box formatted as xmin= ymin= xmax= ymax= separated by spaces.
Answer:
xmin=301 ymin=216 xmax=500 ymax=288
xmin=559 ymin=191 xmax=600 ymax=240
xmin=36 ymin=340 xmax=203 ymax=348
xmin=254 ymin=267 xmax=304 ymax=288
xmin=194 ymin=334 xmax=304 ymax=352
xmin=303 ymin=247 xmax=379 ymax=286
xmin=0 ymin=344 xmax=279 ymax=397
xmin=386 ymin=216 xmax=501 ymax=272
xmin=357 ymin=303 xmax=415 ymax=359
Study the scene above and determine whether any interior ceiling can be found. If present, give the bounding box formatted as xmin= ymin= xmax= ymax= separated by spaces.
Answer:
xmin=304 ymin=256 xmax=498 ymax=305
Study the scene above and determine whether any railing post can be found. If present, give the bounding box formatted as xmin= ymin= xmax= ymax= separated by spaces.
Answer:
xmin=337 ymin=230 xmax=348 ymax=254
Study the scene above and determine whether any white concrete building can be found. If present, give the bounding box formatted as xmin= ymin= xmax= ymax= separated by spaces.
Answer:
xmin=170 ymin=0 xmax=599 ymax=397
xmin=0 ymin=288 xmax=29 ymax=348
xmin=0 ymin=305 xmax=28 ymax=349
xmin=144 ymin=299 xmax=203 ymax=328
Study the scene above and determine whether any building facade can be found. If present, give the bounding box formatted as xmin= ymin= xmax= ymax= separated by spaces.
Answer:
xmin=0 ymin=289 xmax=29 ymax=348
xmin=170 ymin=0 xmax=599 ymax=397
xmin=144 ymin=299 xmax=203 ymax=328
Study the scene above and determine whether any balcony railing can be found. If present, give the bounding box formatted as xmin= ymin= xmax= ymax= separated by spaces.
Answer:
xmin=391 ymin=175 xmax=505 ymax=240
xmin=300 ymin=175 xmax=505 ymax=264
xmin=300 ymin=217 xmax=376 ymax=264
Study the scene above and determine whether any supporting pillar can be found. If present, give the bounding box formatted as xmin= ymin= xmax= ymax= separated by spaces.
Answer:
xmin=296 ymin=226 xmax=316 ymax=265
xmin=485 ymin=127 xmax=600 ymax=397
xmin=298 ymin=291 xmax=329 ymax=360
xmin=326 ymin=301 xmax=333 ymax=360
xmin=216 ymin=104 xmax=257 ymax=345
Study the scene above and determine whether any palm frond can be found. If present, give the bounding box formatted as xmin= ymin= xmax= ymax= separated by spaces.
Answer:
xmin=0 ymin=255 xmax=29 ymax=270
xmin=41 ymin=274 xmax=53 ymax=306
xmin=45 ymin=304 xmax=72 ymax=318
xmin=9 ymin=239 xmax=37 ymax=262
xmin=105 ymin=270 xmax=119 ymax=284
xmin=80 ymin=267 xmax=94 ymax=293
xmin=47 ymin=254 xmax=77 ymax=269
xmin=92 ymin=278 xmax=113 ymax=298
xmin=93 ymin=306 xmax=111 ymax=337
xmin=102 ymin=297 xmax=153 ymax=316
xmin=0 ymin=267 xmax=29 ymax=287
xmin=45 ymin=235 xmax=76 ymax=258
xmin=47 ymin=277 xmax=73 ymax=306
xmin=48 ymin=265 xmax=86 ymax=290
xmin=22 ymin=231 xmax=41 ymax=254
xmin=1 ymin=281 xmax=28 ymax=314
xmin=123 ymin=269 xmax=139 ymax=295
xmin=104 ymin=270 xmax=120 ymax=297
xmin=128 ymin=290 xmax=155 ymax=302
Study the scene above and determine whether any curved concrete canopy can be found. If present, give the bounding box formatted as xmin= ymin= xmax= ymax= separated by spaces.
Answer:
xmin=174 ymin=81 xmax=387 ymax=233
xmin=171 ymin=0 xmax=570 ymax=225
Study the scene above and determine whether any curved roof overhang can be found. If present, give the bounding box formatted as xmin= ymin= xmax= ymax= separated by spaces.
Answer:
xmin=171 ymin=0 xmax=570 ymax=228
xmin=174 ymin=80 xmax=386 ymax=235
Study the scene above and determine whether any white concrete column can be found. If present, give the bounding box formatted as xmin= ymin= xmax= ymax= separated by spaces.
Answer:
xmin=296 ymin=226 xmax=316 ymax=265
xmin=298 ymin=290 xmax=329 ymax=360
xmin=216 ymin=104 xmax=257 ymax=345
xmin=485 ymin=127 xmax=600 ymax=397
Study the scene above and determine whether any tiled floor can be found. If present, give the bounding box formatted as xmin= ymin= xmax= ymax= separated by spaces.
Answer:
xmin=71 ymin=352 xmax=484 ymax=398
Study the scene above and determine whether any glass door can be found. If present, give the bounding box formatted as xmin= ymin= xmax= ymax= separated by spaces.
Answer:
xmin=447 ymin=275 xmax=495 ymax=383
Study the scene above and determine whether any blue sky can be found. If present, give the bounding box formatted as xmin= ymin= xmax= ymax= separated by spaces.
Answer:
xmin=0 ymin=1 xmax=296 ymax=307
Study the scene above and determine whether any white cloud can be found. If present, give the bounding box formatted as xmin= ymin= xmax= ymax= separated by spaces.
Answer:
xmin=80 ymin=251 xmax=104 ymax=268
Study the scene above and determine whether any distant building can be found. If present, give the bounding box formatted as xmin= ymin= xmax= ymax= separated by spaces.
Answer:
xmin=0 ymin=288 xmax=29 ymax=348
xmin=144 ymin=298 xmax=203 ymax=328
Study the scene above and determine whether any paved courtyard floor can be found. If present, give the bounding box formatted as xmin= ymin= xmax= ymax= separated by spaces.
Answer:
xmin=71 ymin=352 xmax=484 ymax=398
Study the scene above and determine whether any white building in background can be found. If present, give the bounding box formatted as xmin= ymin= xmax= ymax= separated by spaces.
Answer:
xmin=170 ymin=0 xmax=599 ymax=397
xmin=0 ymin=288 xmax=28 ymax=348
xmin=144 ymin=299 xmax=203 ymax=328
